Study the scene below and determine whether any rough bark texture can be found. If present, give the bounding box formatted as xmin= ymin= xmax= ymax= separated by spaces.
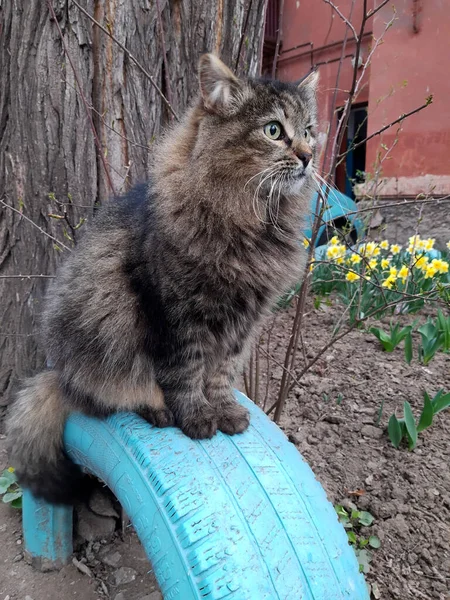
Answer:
xmin=0 ymin=0 xmax=267 ymax=412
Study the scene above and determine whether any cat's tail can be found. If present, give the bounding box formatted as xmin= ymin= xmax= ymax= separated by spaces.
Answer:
xmin=7 ymin=371 xmax=84 ymax=504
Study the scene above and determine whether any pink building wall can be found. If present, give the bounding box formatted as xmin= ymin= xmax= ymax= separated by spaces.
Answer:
xmin=273 ymin=0 xmax=450 ymax=199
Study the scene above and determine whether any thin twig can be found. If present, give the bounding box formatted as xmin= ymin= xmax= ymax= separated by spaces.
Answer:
xmin=1 ymin=199 xmax=72 ymax=252
xmin=337 ymin=99 xmax=433 ymax=164
xmin=0 ymin=275 xmax=55 ymax=279
xmin=271 ymin=0 xmax=285 ymax=78
xmin=71 ymin=0 xmax=179 ymax=121
xmin=155 ymin=0 xmax=174 ymax=118
xmin=323 ymin=0 xmax=358 ymax=41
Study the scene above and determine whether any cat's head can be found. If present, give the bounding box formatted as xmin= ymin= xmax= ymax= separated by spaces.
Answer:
xmin=195 ymin=54 xmax=319 ymax=197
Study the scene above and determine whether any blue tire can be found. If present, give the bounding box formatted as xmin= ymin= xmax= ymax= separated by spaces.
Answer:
xmin=25 ymin=391 xmax=369 ymax=599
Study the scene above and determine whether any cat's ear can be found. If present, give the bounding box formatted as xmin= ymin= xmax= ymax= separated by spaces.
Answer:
xmin=198 ymin=54 xmax=246 ymax=115
xmin=297 ymin=70 xmax=319 ymax=95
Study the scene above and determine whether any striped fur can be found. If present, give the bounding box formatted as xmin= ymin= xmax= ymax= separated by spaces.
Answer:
xmin=7 ymin=55 xmax=319 ymax=502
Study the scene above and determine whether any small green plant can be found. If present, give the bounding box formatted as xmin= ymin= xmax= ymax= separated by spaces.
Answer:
xmin=0 ymin=467 xmax=23 ymax=509
xmin=369 ymin=322 xmax=413 ymax=353
xmin=335 ymin=504 xmax=380 ymax=574
xmin=388 ymin=389 xmax=450 ymax=450
xmin=417 ymin=309 xmax=450 ymax=364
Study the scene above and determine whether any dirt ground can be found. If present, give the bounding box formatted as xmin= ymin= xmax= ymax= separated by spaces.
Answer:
xmin=273 ymin=301 xmax=450 ymax=600
xmin=1 ymin=299 xmax=449 ymax=600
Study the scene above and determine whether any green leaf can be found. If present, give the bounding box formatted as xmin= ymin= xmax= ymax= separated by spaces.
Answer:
xmin=356 ymin=548 xmax=372 ymax=574
xmin=10 ymin=497 xmax=22 ymax=509
xmin=0 ymin=477 xmax=11 ymax=495
xmin=437 ymin=310 xmax=450 ymax=351
xmin=431 ymin=389 xmax=450 ymax=415
xmin=404 ymin=331 xmax=413 ymax=365
xmin=358 ymin=511 xmax=375 ymax=527
xmin=0 ymin=469 xmax=17 ymax=486
xmin=2 ymin=490 xmax=22 ymax=504
xmin=388 ymin=414 xmax=403 ymax=448
xmin=417 ymin=391 xmax=434 ymax=432
xmin=369 ymin=327 xmax=394 ymax=352
xmin=347 ymin=530 xmax=357 ymax=545
xmin=403 ymin=401 xmax=418 ymax=450
xmin=359 ymin=537 xmax=369 ymax=548
xmin=369 ymin=535 xmax=381 ymax=549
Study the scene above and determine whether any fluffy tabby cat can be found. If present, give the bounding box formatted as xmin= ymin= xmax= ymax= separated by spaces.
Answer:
xmin=7 ymin=54 xmax=319 ymax=503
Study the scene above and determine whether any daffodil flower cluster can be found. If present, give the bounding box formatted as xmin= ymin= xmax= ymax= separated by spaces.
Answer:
xmin=310 ymin=235 xmax=449 ymax=316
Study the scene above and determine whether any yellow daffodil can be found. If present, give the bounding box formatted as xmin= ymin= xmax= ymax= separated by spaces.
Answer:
xmin=389 ymin=266 xmax=398 ymax=278
xmin=380 ymin=240 xmax=389 ymax=250
xmin=346 ymin=271 xmax=360 ymax=282
xmin=424 ymin=238 xmax=435 ymax=251
xmin=398 ymin=265 xmax=409 ymax=282
xmin=369 ymin=259 xmax=378 ymax=270
xmin=7 ymin=467 xmax=15 ymax=473
xmin=424 ymin=264 xmax=438 ymax=279
xmin=431 ymin=258 xmax=449 ymax=274
xmin=415 ymin=255 xmax=429 ymax=271
xmin=365 ymin=241 xmax=377 ymax=257
xmin=381 ymin=258 xmax=391 ymax=269
xmin=329 ymin=236 xmax=339 ymax=246
xmin=309 ymin=261 xmax=315 ymax=272
xmin=336 ymin=257 xmax=345 ymax=264
xmin=302 ymin=238 xmax=310 ymax=248
xmin=390 ymin=244 xmax=401 ymax=255
xmin=382 ymin=276 xmax=396 ymax=289
xmin=326 ymin=245 xmax=339 ymax=260
xmin=350 ymin=253 xmax=362 ymax=264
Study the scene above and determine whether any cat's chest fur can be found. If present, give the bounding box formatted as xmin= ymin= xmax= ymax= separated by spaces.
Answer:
xmin=124 ymin=185 xmax=303 ymax=361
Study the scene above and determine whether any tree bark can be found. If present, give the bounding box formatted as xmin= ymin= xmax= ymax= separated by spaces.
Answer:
xmin=0 ymin=0 xmax=267 ymax=412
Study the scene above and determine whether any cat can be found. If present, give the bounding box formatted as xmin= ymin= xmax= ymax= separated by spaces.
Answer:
xmin=7 ymin=54 xmax=319 ymax=504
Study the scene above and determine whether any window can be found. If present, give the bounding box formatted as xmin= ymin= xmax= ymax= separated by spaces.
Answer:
xmin=335 ymin=104 xmax=368 ymax=199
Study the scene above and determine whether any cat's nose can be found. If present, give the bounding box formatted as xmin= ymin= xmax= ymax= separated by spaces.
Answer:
xmin=297 ymin=151 xmax=312 ymax=168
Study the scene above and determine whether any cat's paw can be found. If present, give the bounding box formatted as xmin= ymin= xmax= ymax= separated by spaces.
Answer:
xmin=217 ymin=401 xmax=250 ymax=435
xmin=180 ymin=408 xmax=218 ymax=439
xmin=138 ymin=406 xmax=175 ymax=428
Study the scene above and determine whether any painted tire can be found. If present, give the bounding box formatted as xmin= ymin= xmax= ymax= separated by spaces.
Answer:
xmin=63 ymin=391 xmax=369 ymax=600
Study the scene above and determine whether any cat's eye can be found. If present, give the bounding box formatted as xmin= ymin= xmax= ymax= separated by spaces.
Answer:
xmin=303 ymin=128 xmax=311 ymax=142
xmin=264 ymin=121 xmax=284 ymax=140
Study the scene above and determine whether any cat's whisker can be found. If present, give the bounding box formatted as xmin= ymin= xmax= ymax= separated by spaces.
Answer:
xmin=252 ymin=168 xmax=280 ymax=224
xmin=244 ymin=166 xmax=278 ymax=191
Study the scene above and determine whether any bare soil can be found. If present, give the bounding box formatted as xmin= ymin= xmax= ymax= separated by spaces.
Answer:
xmin=272 ymin=301 xmax=450 ymax=600
xmin=1 ymin=300 xmax=449 ymax=600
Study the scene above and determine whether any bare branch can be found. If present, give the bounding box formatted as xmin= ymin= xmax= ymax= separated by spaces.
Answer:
xmin=0 ymin=275 xmax=55 ymax=279
xmin=337 ymin=98 xmax=433 ymax=164
xmin=367 ymin=0 xmax=391 ymax=18
xmin=1 ymin=199 xmax=72 ymax=252
xmin=323 ymin=0 xmax=358 ymax=41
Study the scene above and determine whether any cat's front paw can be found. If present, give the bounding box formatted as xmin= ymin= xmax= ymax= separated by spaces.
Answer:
xmin=180 ymin=408 xmax=218 ymax=439
xmin=138 ymin=406 xmax=175 ymax=428
xmin=217 ymin=401 xmax=250 ymax=435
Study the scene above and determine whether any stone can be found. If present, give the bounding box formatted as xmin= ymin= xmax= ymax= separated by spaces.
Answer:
xmin=72 ymin=557 xmax=93 ymax=578
xmin=360 ymin=425 xmax=383 ymax=439
xmin=100 ymin=550 xmax=122 ymax=568
xmin=113 ymin=594 xmax=125 ymax=600
xmin=76 ymin=504 xmax=116 ymax=543
xmin=113 ymin=566 xmax=137 ymax=586
xmin=13 ymin=553 xmax=23 ymax=562
xmin=88 ymin=489 xmax=120 ymax=519
xmin=139 ymin=593 xmax=163 ymax=600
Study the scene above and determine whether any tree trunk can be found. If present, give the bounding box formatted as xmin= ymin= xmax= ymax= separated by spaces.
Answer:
xmin=0 ymin=0 xmax=267 ymax=413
